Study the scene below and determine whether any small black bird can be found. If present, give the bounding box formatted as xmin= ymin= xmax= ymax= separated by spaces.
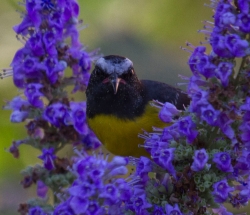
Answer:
xmin=86 ymin=55 xmax=190 ymax=157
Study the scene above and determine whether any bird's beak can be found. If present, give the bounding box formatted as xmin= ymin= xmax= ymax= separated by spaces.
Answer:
xmin=109 ymin=73 xmax=121 ymax=94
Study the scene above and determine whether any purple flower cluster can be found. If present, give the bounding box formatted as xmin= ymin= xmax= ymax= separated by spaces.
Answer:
xmin=54 ymin=151 xmax=151 ymax=215
xmin=4 ymin=0 xmax=101 ymax=156
xmin=137 ymin=0 xmax=250 ymax=214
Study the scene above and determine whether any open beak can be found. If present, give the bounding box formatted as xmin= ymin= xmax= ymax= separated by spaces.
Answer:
xmin=109 ymin=73 xmax=121 ymax=94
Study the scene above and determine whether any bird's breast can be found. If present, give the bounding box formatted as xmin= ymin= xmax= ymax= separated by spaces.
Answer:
xmin=87 ymin=104 xmax=168 ymax=157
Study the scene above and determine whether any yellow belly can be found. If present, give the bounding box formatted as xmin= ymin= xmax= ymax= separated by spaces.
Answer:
xmin=87 ymin=105 xmax=168 ymax=157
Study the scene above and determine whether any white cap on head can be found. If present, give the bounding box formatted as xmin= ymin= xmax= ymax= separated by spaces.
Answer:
xmin=95 ymin=56 xmax=133 ymax=75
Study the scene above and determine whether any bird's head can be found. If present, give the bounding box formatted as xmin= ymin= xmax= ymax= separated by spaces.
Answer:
xmin=86 ymin=55 xmax=141 ymax=97
xmin=86 ymin=55 xmax=144 ymax=118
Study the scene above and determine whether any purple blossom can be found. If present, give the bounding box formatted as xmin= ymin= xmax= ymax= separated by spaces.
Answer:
xmin=159 ymin=102 xmax=180 ymax=123
xmin=154 ymin=148 xmax=176 ymax=176
xmin=70 ymin=102 xmax=88 ymax=135
xmin=68 ymin=182 xmax=95 ymax=198
xmin=201 ymin=104 xmax=220 ymax=126
xmin=38 ymin=148 xmax=56 ymax=170
xmin=212 ymin=205 xmax=233 ymax=215
xmin=135 ymin=156 xmax=152 ymax=179
xmin=216 ymin=62 xmax=233 ymax=87
xmin=131 ymin=191 xmax=152 ymax=214
xmin=153 ymin=205 xmax=165 ymax=215
xmin=37 ymin=180 xmax=48 ymax=198
xmin=191 ymin=149 xmax=209 ymax=171
xmin=241 ymin=97 xmax=250 ymax=111
xmin=212 ymin=179 xmax=234 ymax=203
xmin=44 ymin=58 xmax=67 ymax=84
xmin=43 ymin=31 xmax=57 ymax=56
xmin=26 ymin=33 xmax=45 ymax=56
xmin=165 ymin=204 xmax=183 ymax=215
xmin=238 ymin=13 xmax=250 ymax=33
xmin=24 ymin=83 xmax=44 ymax=108
xmin=225 ymin=34 xmax=249 ymax=57
xmin=28 ymin=206 xmax=47 ymax=215
xmin=211 ymin=34 xmax=234 ymax=58
xmin=81 ymin=129 xmax=101 ymax=150
xmin=43 ymin=103 xmax=69 ymax=127
xmin=213 ymin=152 xmax=233 ymax=172
xmin=188 ymin=46 xmax=206 ymax=73
xmin=236 ymin=150 xmax=250 ymax=171
xmin=216 ymin=112 xmax=235 ymax=139
xmin=10 ymin=110 xmax=29 ymax=123
xmin=69 ymin=196 xmax=89 ymax=214
xmin=178 ymin=116 xmax=198 ymax=143
xmin=54 ymin=200 xmax=74 ymax=215
xmin=238 ymin=0 xmax=250 ymax=13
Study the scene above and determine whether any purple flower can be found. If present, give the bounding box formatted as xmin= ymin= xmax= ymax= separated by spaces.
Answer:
xmin=238 ymin=13 xmax=250 ymax=33
xmin=24 ymin=83 xmax=44 ymax=108
xmin=201 ymin=104 xmax=220 ymax=126
xmin=70 ymin=102 xmax=88 ymax=135
xmin=26 ymin=33 xmax=45 ymax=56
xmin=216 ymin=62 xmax=233 ymax=87
xmin=28 ymin=206 xmax=47 ymax=215
xmin=44 ymin=58 xmax=67 ymax=84
xmin=54 ymin=200 xmax=74 ymax=215
xmin=188 ymin=46 xmax=206 ymax=74
xmin=132 ymin=192 xmax=152 ymax=214
xmin=225 ymin=34 xmax=249 ymax=57
xmin=135 ymin=156 xmax=152 ymax=179
xmin=155 ymin=148 xmax=176 ymax=176
xmin=238 ymin=0 xmax=250 ymax=13
xmin=212 ymin=205 xmax=233 ymax=215
xmin=212 ymin=179 xmax=234 ymax=203
xmin=165 ymin=204 xmax=183 ymax=215
xmin=10 ymin=110 xmax=29 ymax=123
xmin=100 ymin=184 xmax=119 ymax=204
xmin=178 ymin=116 xmax=198 ymax=143
xmin=43 ymin=31 xmax=57 ymax=56
xmin=211 ymin=34 xmax=234 ymax=58
xmin=196 ymin=55 xmax=216 ymax=79
xmin=37 ymin=180 xmax=48 ymax=198
xmin=69 ymin=196 xmax=89 ymax=214
xmin=68 ymin=182 xmax=95 ymax=198
xmin=216 ymin=112 xmax=235 ymax=139
xmin=38 ymin=148 xmax=56 ymax=170
xmin=153 ymin=205 xmax=165 ymax=215
xmin=159 ymin=102 xmax=180 ymax=123
xmin=44 ymin=103 xmax=68 ymax=127
xmin=213 ymin=152 xmax=233 ymax=172
xmin=191 ymin=149 xmax=209 ymax=171
xmin=81 ymin=129 xmax=101 ymax=150
xmin=236 ymin=150 xmax=250 ymax=171
xmin=188 ymin=46 xmax=216 ymax=78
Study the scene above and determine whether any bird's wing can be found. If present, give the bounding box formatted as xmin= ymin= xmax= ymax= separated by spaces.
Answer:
xmin=141 ymin=80 xmax=190 ymax=110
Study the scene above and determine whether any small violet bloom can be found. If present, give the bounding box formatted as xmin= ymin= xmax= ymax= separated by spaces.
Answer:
xmin=165 ymin=204 xmax=183 ymax=215
xmin=213 ymin=152 xmax=233 ymax=172
xmin=178 ymin=116 xmax=198 ymax=143
xmin=38 ymin=148 xmax=56 ymax=171
xmin=191 ymin=149 xmax=209 ymax=171
xmin=159 ymin=102 xmax=180 ymax=123
xmin=212 ymin=179 xmax=234 ymax=203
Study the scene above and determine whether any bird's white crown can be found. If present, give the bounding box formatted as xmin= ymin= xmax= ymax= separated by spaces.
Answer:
xmin=95 ymin=56 xmax=133 ymax=75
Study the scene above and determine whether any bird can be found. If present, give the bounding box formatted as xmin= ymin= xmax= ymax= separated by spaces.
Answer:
xmin=86 ymin=55 xmax=190 ymax=157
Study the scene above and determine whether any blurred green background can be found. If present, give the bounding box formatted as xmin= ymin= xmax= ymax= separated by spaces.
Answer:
xmin=0 ymin=0 xmax=247 ymax=214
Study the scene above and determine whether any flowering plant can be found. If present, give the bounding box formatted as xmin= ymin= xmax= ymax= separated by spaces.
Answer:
xmin=3 ymin=0 xmax=250 ymax=214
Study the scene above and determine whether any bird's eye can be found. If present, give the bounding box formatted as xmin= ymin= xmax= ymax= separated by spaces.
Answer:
xmin=95 ymin=67 xmax=100 ymax=74
xmin=122 ymin=68 xmax=134 ymax=79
